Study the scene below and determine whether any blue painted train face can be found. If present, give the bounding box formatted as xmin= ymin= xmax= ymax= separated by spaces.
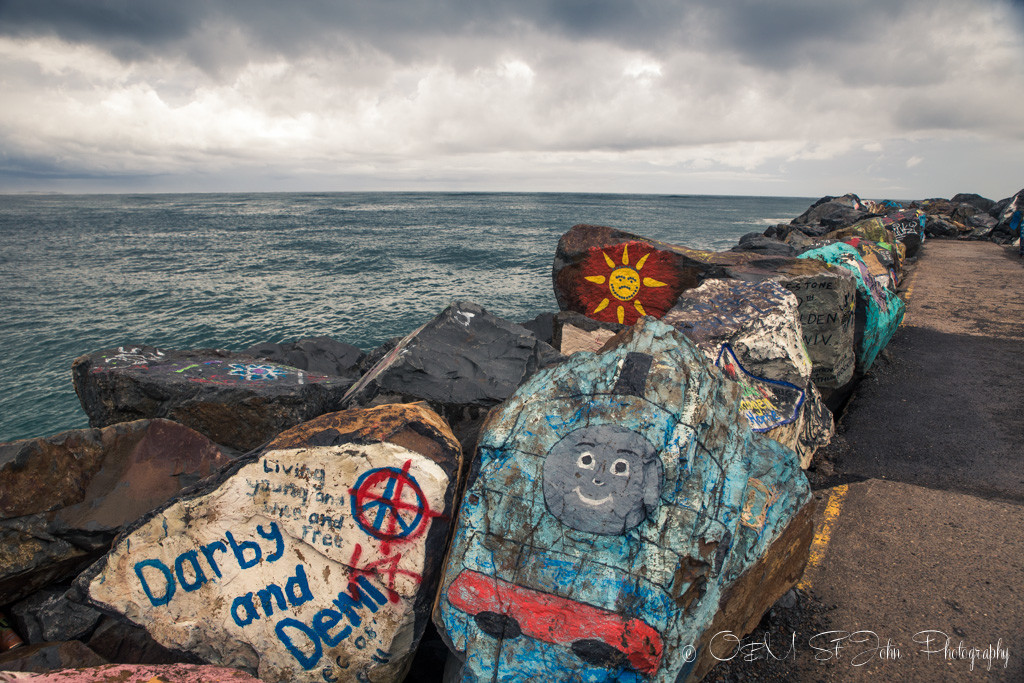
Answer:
xmin=436 ymin=319 xmax=812 ymax=682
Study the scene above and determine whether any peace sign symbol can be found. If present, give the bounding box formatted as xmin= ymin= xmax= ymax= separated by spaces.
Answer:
xmin=350 ymin=462 xmax=429 ymax=541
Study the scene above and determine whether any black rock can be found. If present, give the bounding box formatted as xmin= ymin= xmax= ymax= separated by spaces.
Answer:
xmin=10 ymin=586 xmax=103 ymax=644
xmin=86 ymin=616 xmax=187 ymax=665
xmin=924 ymin=215 xmax=960 ymax=238
xmin=791 ymin=194 xmax=870 ymax=229
xmin=950 ymin=193 xmax=995 ymax=213
xmin=341 ymin=302 xmax=565 ymax=450
xmin=72 ymin=347 xmax=356 ymax=451
xmin=731 ymin=233 xmax=798 ymax=257
xmin=0 ymin=640 xmax=108 ymax=673
xmin=242 ymin=336 xmax=364 ymax=379
xmin=518 ymin=312 xmax=557 ymax=346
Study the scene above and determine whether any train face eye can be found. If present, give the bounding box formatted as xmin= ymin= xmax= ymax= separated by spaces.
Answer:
xmin=577 ymin=452 xmax=595 ymax=469
xmin=612 ymin=459 xmax=630 ymax=476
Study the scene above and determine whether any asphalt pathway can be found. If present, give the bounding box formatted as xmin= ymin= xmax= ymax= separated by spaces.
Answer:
xmin=708 ymin=241 xmax=1024 ymax=682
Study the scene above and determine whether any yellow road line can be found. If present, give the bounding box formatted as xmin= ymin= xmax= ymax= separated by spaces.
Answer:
xmin=797 ymin=484 xmax=848 ymax=592
xmin=899 ymin=269 xmax=917 ymax=327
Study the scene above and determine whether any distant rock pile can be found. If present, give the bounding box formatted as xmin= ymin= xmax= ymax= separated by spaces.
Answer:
xmin=2 ymin=187 xmax=1021 ymax=681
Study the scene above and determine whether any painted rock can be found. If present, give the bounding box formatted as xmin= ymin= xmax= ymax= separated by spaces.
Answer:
xmin=553 ymin=224 xmax=858 ymax=393
xmin=553 ymin=225 xmax=715 ymax=326
xmin=879 ymin=209 xmax=926 ymax=258
xmin=435 ymin=318 xmax=813 ymax=683
xmin=72 ymin=347 xmax=356 ymax=451
xmin=663 ymin=279 xmax=833 ymax=468
xmin=340 ymin=301 xmax=563 ymax=451
xmin=242 ymin=336 xmax=366 ymax=380
xmin=0 ymin=420 xmax=232 ymax=604
xmin=800 ymin=243 xmax=905 ymax=373
xmin=0 ymin=663 xmax=261 ymax=682
xmin=75 ymin=403 xmax=462 ymax=683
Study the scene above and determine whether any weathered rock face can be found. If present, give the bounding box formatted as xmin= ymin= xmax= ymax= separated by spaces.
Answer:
xmin=0 ymin=420 xmax=232 ymax=605
xmin=0 ymin=663 xmax=262 ymax=682
xmin=730 ymin=233 xmax=798 ymax=257
xmin=552 ymin=311 xmax=624 ymax=356
xmin=242 ymin=336 xmax=365 ymax=380
xmin=800 ymin=243 xmax=905 ymax=373
xmin=77 ymin=403 xmax=463 ymax=683
xmin=790 ymin=195 xmax=870 ymax=229
xmin=10 ymin=587 xmax=102 ymax=644
xmin=72 ymin=347 xmax=355 ymax=451
xmin=878 ymin=209 xmax=925 ymax=258
xmin=340 ymin=301 xmax=563 ymax=452
xmin=0 ymin=640 xmax=108 ymax=674
xmin=719 ymin=258 xmax=858 ymax=393
xmin=662 ymin=279 xmax=833 ymax=468
xmin=435 ymin=318 xmax=813 ymax=683
xmin=950 ymin=192 xmax=995 ymax=213
xmin=553 ymin=225 xmax=723 ymax=324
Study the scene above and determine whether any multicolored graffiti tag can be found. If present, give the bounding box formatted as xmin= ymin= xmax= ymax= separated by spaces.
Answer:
xmin=715 ymin=345 xmax=806 ymax=432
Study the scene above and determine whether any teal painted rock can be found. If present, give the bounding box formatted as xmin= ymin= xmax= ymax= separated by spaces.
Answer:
xmin=799 ymin=242 xmax=905 ymax=373
xmin=435 ymin=318 xmax=813 ymax=682
xmin=663 ymin=279 xmax=834 ymax=468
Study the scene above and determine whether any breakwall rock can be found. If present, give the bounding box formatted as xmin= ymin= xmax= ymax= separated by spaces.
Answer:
xmin=72 ymin=347 xmax=355 ymax=452
xmin=0 ymin=420 xmax=232 ymax=605
xmin=75 ymin=402 xmax=462 ymax=683
xmin=663 ymin=279 xmax=833 ymax=468
xmin=435 ymin=318 xmax=813 ymax=682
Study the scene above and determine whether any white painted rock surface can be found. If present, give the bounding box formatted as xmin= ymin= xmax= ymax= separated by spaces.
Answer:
xmin=78 ymin=435 xmax=458 ymax=682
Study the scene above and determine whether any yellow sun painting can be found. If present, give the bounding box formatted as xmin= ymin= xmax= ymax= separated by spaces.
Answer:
xmin=578 ymin=242 xmax=680 ymax=326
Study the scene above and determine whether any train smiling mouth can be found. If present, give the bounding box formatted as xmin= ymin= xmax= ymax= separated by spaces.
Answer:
xmin=574 ymin=487 xmax=612 ymax=507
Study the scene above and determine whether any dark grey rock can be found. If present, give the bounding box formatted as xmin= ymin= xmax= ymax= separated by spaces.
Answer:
xmin=86 ymin=616 xmax=185 ymax=665
xmin=924 ymin=215 xmax=961 ymax=238
xmin=358 ymin=336 xmax=403 ymax=374
xmin=10 ymin=587 xmax=103 ymax=644
xmin=0 ymin=640 xmax=108 ymax=673
xmin=950 ymin=193 xmax=995 ymax=213
xmin=242 ymin=336 xmax=364 ymax=379
xmin=731 ymin=233 xmax=798 ymax=257
xmin=517 ymin=312 xmax=556 ymax=346
xmin=72 ymin=347 xmax=356 ymax=451
xmin=791 ymin=195 xmax=870 ymax=229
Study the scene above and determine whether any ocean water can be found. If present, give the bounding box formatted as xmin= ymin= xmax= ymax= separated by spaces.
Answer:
xmin=0 ymin=192 xmax=814 ymax=443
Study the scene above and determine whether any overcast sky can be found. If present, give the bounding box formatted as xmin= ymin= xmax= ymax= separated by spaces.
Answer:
xmin=1 ymin=0 xmax=1022 ymax=198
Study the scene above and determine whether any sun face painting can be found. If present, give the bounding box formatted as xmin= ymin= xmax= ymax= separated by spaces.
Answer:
xmin=578 ymin=241 xmax=682 ymax=325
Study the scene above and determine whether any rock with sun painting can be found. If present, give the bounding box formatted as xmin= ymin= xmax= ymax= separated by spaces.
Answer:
xmin=74 ymin=402 xmax=462 ymax=683
xmin=662 ymin=279 xmax=833 ymax=468
xmin=553 ymin=225 xmax=705 ymax=326
xmin=72 ymin=347 xmax=357 ymax=451
xmin=435 ymin=318 xmax=814 ymax=683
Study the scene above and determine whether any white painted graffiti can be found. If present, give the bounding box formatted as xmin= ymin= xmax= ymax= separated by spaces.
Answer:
xmin=228 ymin=364 xmax=288 ymax=381
xmin=104 ymin=346 xmax=166 ymax=366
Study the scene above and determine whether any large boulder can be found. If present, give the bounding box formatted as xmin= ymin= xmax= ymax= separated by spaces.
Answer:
xmin=662 ymin=279 xmax=833 ymax=468
xmin=950 ymin=193 xmax=995 ymax=213
xmin=340 ymin=301 xmax=563 ymax=452
xmin=9 ymin=587 xmax=103 ymax=644
xmin=0 ymin=420 xmax=233 ymax=604
xmin=553 ymin=224 xmax=724 ymax=326
xmin=72 ymin=347 xmax=355 ymax=451
xmin=75 ymin=403 xmax=463 ymax=683
xmin=992 ymin=188 xmax=1024 ymax=242
xmin=799 ymin=243 xmax=905 ymax=373
xmin=242 ymin=336 xmax=365 ymax=380
xmin=729 ymin=233 xmax=798 ymax=257
xmin=435 ymin=318 xmax=813 ymax=683
xmin=790 ymin=194 xmax=870 ymax=229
